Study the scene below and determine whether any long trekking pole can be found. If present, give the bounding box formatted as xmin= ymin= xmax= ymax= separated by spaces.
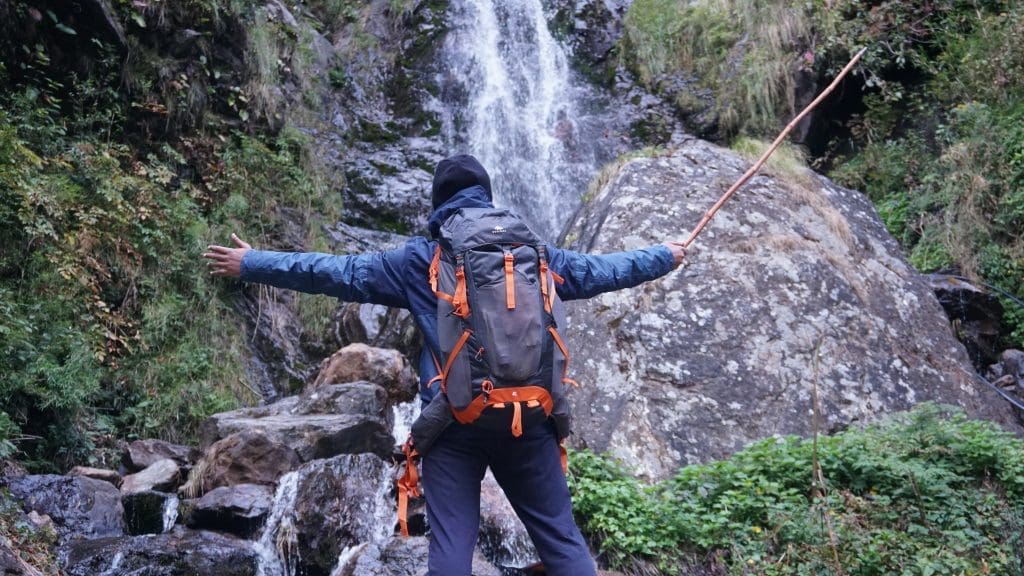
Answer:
xmin=681 ymin=47 xmax=868 ymax=249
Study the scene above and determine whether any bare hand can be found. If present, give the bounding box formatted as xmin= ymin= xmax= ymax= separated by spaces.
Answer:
xmin=203 ymin=233 xmax=251 ymax=277
xmin=663 ymin=241 xmax=687 ymax=268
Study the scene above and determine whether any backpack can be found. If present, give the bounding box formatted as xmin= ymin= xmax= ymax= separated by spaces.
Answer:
xmin=429 ymin=206 xmax=575 ymax=439
xmin=396 ymin=207 xmax=578 ymax=536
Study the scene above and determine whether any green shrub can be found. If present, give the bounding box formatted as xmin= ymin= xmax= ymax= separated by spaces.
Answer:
xmin=570 ymin=404 xmax=1024 ymax=575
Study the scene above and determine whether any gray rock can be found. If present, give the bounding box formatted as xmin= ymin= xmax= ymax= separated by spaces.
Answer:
xmin=929 ymin=274 xmax=1005 ymax=367
xmin=311 ymin=343 xmax=418 ymax=402
xmin=199 ymin=382 xmax=393 ymax=461
xmin=61 ymin=528 xmax=256 ymax=576
xmin=288 ymin=454 xmax=391 ymax=574
xmin=182 ymin=430 xmax=301 ymax=496
xmin=561 ymin=140 xmax=1020 ymax=480
xmin=68 ymin=466 xmax=121 ymax=487
xmin=124 ymin=439 xmax=197 ymax=471
xmin=123 ymin=491 xmax=178 ymax=535
xmin=121 ymin=459 xmax=180 ymax=495
xmin=478 ymin=472 xmax=538 ymax=571
xmin=7 ymin=475 xmax=123 ymax=544
xmin=187 ymin=484 xmax=272 ymax=537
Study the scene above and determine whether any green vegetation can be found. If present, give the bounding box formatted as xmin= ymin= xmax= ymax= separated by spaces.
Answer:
xmin=569 ymin=404 xmax=1024 ymax=575
xmin=621 ymin=0 xmax=1024 ymax=349
xmin=0 ymin=490 xmax=58 ymax=574
xmin=0 ymin=0 xmax=339 ymax=471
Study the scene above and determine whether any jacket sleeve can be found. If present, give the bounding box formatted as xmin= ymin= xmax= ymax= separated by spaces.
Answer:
xmin=239 ymin=247 xmax=410 ymax=308
xmin=546 ymin=244 xmax=675 ymax=301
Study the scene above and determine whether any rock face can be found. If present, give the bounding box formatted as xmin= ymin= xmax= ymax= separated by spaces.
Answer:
xmin=929 ymin=274 xmax=1005 ymax=367
xmin=199 ymin=382 xmax=394 ymax=462
xmin=123 ymin=491 xmax=178 ymax=535
xmin=6 ymin=475 xmax=123 ymax=544
xmin=61 ymin=528 xmax=257 ymax=576
xmin=561 ymin=140 xmax=1020 ymax=480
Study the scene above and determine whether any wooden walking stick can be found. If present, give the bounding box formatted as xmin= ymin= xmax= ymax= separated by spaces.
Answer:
xmin=681 ymin=47 xmax=868 ymax=249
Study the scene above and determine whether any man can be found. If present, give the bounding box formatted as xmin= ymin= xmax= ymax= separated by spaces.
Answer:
xmin=204 ymin=154 xmax=685 ymax=575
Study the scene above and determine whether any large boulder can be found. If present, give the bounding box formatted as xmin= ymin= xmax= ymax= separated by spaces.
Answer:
xmin=478 ymin=472 xmax=538 ymax=571
xmin=61 ymin=528 xmax=256 ymax=576
xmin=120 ymin=459 xmax=180 ymax=495
xmin=311 ymin=343 xmax=418 ymax=403
xmin=123 ymin=439 xmax=197 ymax=471
xmin=561 ymin=140 xmax=1020 ymax=480
xmin=183 ymin=430 xmax=301 ymax=496
xmin=123 ymin=490 xmax=178 ymax=535
xmin=186 ymin=484 xmax=272 ymax=538
xmin=199 ymin=382 xmax=394 ymax=462
xmin=6 ymin=475 xmax=123 ymax=544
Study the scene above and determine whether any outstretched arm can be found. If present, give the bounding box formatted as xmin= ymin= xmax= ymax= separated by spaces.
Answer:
xmin=547 ymin=242 xmax=685 ymax=301
xmin=203 ymin=233 xmax=409 ymax=308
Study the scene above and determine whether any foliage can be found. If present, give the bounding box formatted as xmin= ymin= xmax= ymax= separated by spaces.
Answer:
xmin=621 ymin=0 xmax=1024 ymax=348
xmin=0 ymin=490 xmax=59 ymax=575
xmin=569 ymin=404 xmax=1024 ymax=575
xmin=0 ymin=0 xmax=338 ymax=471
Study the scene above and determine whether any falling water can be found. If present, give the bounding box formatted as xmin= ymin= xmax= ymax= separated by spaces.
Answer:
xmin=161 ymin=495 xmax=180 ymax=533
xmin=255 ymin=472 xmax=301 ymax=576
xmin=438 ymin=0 xmax=607 ymax=239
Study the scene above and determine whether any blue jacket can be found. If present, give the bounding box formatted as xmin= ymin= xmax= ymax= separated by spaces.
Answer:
xmin=240 ymin=185 xmax=675 ymax=404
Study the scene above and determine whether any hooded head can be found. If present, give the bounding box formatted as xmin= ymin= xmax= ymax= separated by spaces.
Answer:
xmin=431 ymin=154 xmax=492 ymax=210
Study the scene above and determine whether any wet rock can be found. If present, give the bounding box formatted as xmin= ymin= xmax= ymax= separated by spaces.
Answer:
xmin=988 ymin=349 xmax=1024 ymax=387
xmin=929 ymin=274 xmax=1005 ymax=367
xmin=123 ymin=491 xmax=178 ymax=535
xmin=68 ymin=466 xmax=121 ymax=487
xmin=478 ymin=472 xmax=538 ymax=571
xmin=562 ymin=140 xmax=1020 ymax=480
xmin=312 ymin=343 xmax=418 ymax=402
xmin=61 ymin=528 xmax=257 ymax=576
xmin=199 ymin=382 xmax=393 ymax=462
xmin=331 ymin=536 xmax=428 ymax=576
xmin=287 ymin=454 xmax=392 ymax=574
xmin=124 ymin=439 xmax=197 ymax=471
xmin=7 ymin=475 xmax=123 ymax=544
xmin=182 ymin=430 xmax=301 ymax=496
xmin=121 ymin=459 xmax=180 ymax=495
xmin=186 ymin=484 xmax=272 ymax=538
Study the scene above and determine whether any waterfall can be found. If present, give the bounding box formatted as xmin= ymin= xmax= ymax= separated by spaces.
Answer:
xmin=161 ymin=494 xmax=180 ymax=533
xmin=255 ymin=472 xmax=301 ymax=576
xmin=438 ymin=0 xmax=607 ymax=239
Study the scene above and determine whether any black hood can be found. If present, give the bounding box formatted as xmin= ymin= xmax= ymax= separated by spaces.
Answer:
xmin=432 ymin=154 xmax=492 ymax=210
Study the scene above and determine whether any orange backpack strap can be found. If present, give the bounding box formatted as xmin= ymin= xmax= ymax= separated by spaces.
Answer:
xmin=559 ymin=440 xmax=568 ymax=475
xmin=451 ymin=386 xmax=554 ymax=438
xmin=441 ymin=329 xmax=472 ymax=393
xmin=547 ymin=327 xmax=579 ymax=388
xmin=430 ymin=245 xmax=455 ymax=304
xmin=396 ymin=438 xmax=420 ymax=538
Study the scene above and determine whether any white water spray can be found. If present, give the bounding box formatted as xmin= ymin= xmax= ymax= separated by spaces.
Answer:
xmin=255 ymin=472 xmax=301 ymax=576
xmin=439 ymin=0 xmax=602 ymax=239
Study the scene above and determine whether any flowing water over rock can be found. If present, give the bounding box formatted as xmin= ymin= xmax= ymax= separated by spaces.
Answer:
xmin=438 ymin=0 xmax=608 ymax=239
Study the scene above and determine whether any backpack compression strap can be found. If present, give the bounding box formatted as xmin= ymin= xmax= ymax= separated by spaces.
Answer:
xmin=396 ymin=438 xmax=420 ymax=537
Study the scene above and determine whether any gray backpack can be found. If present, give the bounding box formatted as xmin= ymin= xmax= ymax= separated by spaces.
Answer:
xmin=428 ymin=207 xmax=574 ymax=440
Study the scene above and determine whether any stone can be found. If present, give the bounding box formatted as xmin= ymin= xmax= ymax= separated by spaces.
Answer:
xmin=123 ymin=490 xmax=179 ymax=535
xmin=312 ymin=343 xmax=418 ymax=402
xmin=332 ymin=536 xmax=429 ymax=576
xmin=478 ymin=472 xmax=538 ymax=571
xmin=7 ymin=475 xmax=123 ymax=544
xmin=121 ymin=459 xmax=180 ymax=495
xmin=180 ymin=430 xmax=300 ymax=496
xmin=561 ymin=140 xmax=1020 ymax=480
xmin=186 ymin=484 xmax=272 ymax=538
xmin=68 ymin=466 xmax=121 ymax=487
xmin=61 ymin=528 xmax=257 ymax=576
xmin=124 ymin=439 xmax=197 ymax=471
xmin=929 ymin=274 xmax=1005 ymax=367
xmin=199 ymin=382 xmax=394 ymax=462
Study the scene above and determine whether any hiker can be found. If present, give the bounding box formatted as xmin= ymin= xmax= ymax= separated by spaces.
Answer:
xmin=203 ymin=154 xmax=686 ymax=576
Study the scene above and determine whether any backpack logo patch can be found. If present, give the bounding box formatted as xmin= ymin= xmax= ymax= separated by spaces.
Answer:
xmin=491 ymin=225 xmax=507 ymax=235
